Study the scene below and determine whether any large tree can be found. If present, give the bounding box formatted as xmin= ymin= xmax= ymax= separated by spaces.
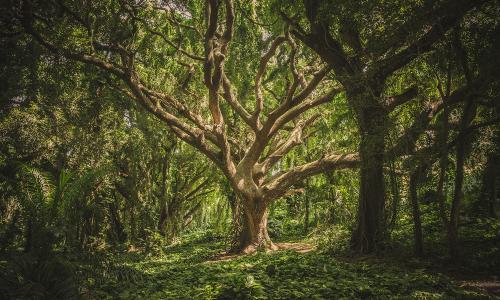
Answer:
xmin=13 ymin=0 xmax=360 ymax=253
xmin=280 ymin=0 xmax=499 ymax=252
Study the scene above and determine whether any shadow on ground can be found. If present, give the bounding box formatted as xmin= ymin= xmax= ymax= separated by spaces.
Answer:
xmin=74 ymin=236 xmax=496 ymax=299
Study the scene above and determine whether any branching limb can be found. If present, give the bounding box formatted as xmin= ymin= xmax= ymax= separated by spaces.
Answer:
xmin=256 ymin=114 xmax=321 ymax=179
xmin=136 ymin=16 xmax=204 ymax=61
xmin=385 ymin=85 xmax=419 ymax=111
xmin=221 ymin=73 xmax=255 ymax=129
xmin=374 ymin=0 xmax=487 ymax=80
xmin=252 ymin=35 xmax=287 ymax=126
xmin=263 ymin=153 xmax=360 ymax=201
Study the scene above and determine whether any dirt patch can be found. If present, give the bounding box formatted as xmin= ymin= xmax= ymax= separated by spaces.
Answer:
xmin=459 ymin=279 xmax=500 ymax=296
xmin=275 ymin=242 xmax=316 ymax=253
xmin=206 ymin=242 xmax=316 ymax=263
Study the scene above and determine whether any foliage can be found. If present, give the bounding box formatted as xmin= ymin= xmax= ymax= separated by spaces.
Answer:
xmin=311 ymin=224 xmax=351 ymax=255
xmin=0 ymin=0 xmax=499 ymax=299
xmin=0 ymin=254 xmax=79 ymax=300
xmin=68 ymin=232 xmax=493 ymax=299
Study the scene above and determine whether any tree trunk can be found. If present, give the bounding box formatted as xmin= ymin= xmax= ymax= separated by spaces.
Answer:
xmin=108 ymin=200 xmax=127 ymax=243
xmin=409 ymin=169 xmax=424 ymax=257
xmin=158 ymin=201 xmax=168 ymax=236
xmin=234 ymin=198 xmax=277 ymax=254
xmin=436 ymin=104 xmax=450 ymax=229
xmin=449 ymin=143 xmax=466 ymax=259
xmin=388 ymin=161 xmax=401 ymax=231
xmin=478 ymin=154 xmax=498 ymax=218
xmin=449 ymin=99 xmax=477 ymax=259
xmin=0 ymin=210 xmax=20 ymax=253
xmin=351 ymin=107 xmax=387 ymax=253
xmin=228 ymin=191 xmax=244 ymax=252
xmin=304 ymin=193 xmax=310 ymax=234
xmin=130 ymin=209 xmax=137 ymax=243
xmin=24 ymin=216 xmax=33 ymax=253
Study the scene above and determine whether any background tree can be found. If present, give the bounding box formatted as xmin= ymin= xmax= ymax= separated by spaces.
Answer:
xmin=279 ymin=0 xmax=500 ymax=253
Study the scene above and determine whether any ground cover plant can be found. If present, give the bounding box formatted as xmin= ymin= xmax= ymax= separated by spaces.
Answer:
xmin=70 ymin=230 xmax=500 ymax=299
xmin=1 ymin=0 xmax=499 ymax=299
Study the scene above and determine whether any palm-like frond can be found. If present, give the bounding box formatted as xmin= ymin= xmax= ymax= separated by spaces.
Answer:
xmin=61 ymin=165 xmax=112 ymax=211
xmin=17 ymin=164 xmax=55 ymax=211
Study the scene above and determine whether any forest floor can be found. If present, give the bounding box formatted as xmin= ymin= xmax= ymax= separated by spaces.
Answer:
xmin=73 ymin=234 xmax=498 ymax=299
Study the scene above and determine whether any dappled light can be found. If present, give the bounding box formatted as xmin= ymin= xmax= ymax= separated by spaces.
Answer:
xmin=1 ymin=0 xmax=499 ymax=299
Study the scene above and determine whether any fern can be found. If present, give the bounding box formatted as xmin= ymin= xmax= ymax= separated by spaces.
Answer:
xmin=18 ymin=164 xmax=55 ymax=211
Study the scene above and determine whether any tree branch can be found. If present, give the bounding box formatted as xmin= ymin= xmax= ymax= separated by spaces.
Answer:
xmin=263 ymin=153 xmax=359 ymax=200
xmin=385 ymin=85 xmax=419 ymax=111
xmin=253 ymin=35 xmax=287 ymax=126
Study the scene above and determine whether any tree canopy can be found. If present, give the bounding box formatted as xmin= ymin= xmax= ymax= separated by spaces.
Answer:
xmin=1 ymin=0 xmax=499 ymax=298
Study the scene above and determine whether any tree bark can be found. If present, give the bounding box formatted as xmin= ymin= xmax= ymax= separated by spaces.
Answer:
xmin=388 ymin=161 xmax=401 ymax=231
xmin=351 ymin=107 xmax=387 ymax=253
xmin=449 ymin=97 xmax=477 ymax=259
xmin=158 ymin=201 xmax=168 ymax=236
xmin=436 ymin=111 xmax=450 ymax=229
xmin=108 ymin=200 xmax=127 ymax=243
xmin=228 ymin=191 xmax=244 ymax=252
xmin=24 ymin=216 xmax=33 ymax=253
xmin=478 ymin=154 xmax=498 ymax=218
xmin=233 ymin=198 xmax=277 ymax=253
xmin=304 ymin=193 xmax=310 ymax=234
xmin=0 ymin=210 xmax=19 ymax=253
xmin=409 ymin=169 xmax=424 ymax=257
xmin=449 ymin=143 xmax=465 ymax=259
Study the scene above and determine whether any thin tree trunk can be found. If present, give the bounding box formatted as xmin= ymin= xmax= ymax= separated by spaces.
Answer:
xmin=409 ymin=169 xmax=424 ymax=257
xmin=24 ymin=216 xmax=33 ymax=253
xmin=436 ymin=61 xmax=452 ymax=229
xmin=436 ymin=120 xmax=450 ymax=228
xmin=108 ymin=200 xmax=127 ymax=243
xmin=183 ymin=201 xmax=202 ymax=228
xmin=449 ymin=144 xmax=465 ymax=259
xmin=158 ymin=201 xmax=168 ymax=236
xmin=448 ymin=32 xmax=478 ymax=260
xmin=304 ymin=193 xmax=310 ymax=234
xmin=157 ymin=149 xmax=171 ymax=235
xmin=388 ymin=161 xmax=401 ymax=231
xmin=0 ymin=210 xmax=20 ymax=253
xmin=130 ymin=209 xmax=137 ymax=243
xmin=449 ymin=99 xmax=477 ymax=259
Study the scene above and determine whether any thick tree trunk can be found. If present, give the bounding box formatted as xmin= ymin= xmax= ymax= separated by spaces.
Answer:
xmin=409 ymin=169 xmax=424 ymax=257
xmin=351 ymin=107 xmax=387 ymax=253
xmin=233 ymin=198 xmax=277 ymax=253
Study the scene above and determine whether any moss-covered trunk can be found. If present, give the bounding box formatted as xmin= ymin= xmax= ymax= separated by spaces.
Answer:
xmin=351 ymin=105 xmax=387 ymax=253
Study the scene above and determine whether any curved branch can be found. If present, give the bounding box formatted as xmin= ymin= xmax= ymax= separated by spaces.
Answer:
xmin=263 ymin=153 xmax=360 ymax=201
xmin=253 ymin=35 xmax=287 ymax=124
xmin=385 ymin=85 xmax=418 ymax=111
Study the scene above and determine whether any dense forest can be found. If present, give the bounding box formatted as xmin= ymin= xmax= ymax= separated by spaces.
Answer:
xmin=1 ymin=0 xmax=499 ymax=299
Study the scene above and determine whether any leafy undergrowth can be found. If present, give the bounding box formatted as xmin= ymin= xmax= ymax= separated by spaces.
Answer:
xmin=74 ymin=235 xmax=495 ymax=299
